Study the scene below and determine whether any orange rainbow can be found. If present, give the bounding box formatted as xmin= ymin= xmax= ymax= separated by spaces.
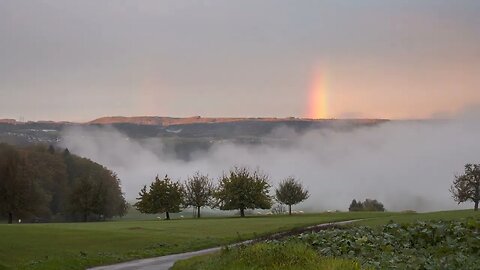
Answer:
xmin=307 ymin=69 xmax=328 ymax=119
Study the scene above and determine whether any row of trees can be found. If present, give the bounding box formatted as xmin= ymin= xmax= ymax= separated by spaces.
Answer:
xmin=135 ymin=167 xmax=309 ymax=219
xmin=0 ymin=143 xmax=127 ymax=223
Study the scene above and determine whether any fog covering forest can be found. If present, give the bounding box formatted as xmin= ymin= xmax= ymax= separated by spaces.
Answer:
xmin=60 ymin=110 xmax=480 ymax=213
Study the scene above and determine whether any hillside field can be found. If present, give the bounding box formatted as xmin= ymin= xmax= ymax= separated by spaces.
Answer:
xmin=0 ymin=212 xmax=391 ymax=270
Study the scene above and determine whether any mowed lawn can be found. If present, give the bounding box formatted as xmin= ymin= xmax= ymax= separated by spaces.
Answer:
xmin=0 ymin=212 xmax=393 ymax=270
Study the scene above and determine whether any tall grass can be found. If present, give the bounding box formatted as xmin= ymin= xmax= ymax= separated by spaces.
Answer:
xmin=172 ymin=242 xmax=361 ymax=270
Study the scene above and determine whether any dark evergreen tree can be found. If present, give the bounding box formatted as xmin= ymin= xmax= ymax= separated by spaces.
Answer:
xmin=348 ymin=199 xmax=360 ymax=212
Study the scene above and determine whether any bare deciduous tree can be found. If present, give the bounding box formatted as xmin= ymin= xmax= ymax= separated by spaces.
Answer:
xmin=184 ymin=172 xmax=215 ymax=218
xmin=451 ymin=164 xmax=480 ymax=211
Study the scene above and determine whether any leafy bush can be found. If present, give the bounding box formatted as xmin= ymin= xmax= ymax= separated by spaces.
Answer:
xmin=291 ymin=218 xmax=480 ymax=269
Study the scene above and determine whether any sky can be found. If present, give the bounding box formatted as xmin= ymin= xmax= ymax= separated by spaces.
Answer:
xmin=1 ymin=0 xmax=479 ymax=122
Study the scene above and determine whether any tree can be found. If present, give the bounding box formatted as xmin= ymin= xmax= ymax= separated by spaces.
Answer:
xmin=349 ymin=199 xmax=361 ymax=212
xmin=0 ymin=143 xmax=126 ymax=223
xmin=66 ymin=157 xmax=127 ymax=221
xmin=135 ymin=175 xmax=183 ymax=220
xmin=348 ymin=198 xmax=385 ymax=212
xmin=215 ymin=167 xmax=272 ymax=217
xmin=362 ymin=199 xmax=385 ymax=212
xmin=275 ymin=177 xmax=309 ymax=215
xmin=69 ymin=177 xmax=96 ymax=222
xmin=0 ymin=144 xmax=45 ymax=223
xmin=451 ymin=164 xmax=480 ymax=211
xmin=184 ymin=172 xmax=215 ymax=218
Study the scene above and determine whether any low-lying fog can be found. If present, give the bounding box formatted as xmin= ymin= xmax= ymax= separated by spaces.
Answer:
xmin=59 ymin=113 xmax=480 ymax=212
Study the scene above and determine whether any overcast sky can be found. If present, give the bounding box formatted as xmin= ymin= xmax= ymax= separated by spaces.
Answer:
xmin=1 ymin=0 xmax=479 ymax=121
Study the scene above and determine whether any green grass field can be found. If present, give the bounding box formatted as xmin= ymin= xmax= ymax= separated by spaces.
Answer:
xmin=356 ymin=209 xmax=480 ymax=226
xmin=0 ymin=212 xmax=392 ymax=270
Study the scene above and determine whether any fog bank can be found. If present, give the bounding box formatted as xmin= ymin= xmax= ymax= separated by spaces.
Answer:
xmin=60 ymin=118 xmax=480 ymax=212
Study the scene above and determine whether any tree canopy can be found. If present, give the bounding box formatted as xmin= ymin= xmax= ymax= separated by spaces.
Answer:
xmin=183 ymin=172 xmax=215 ymax=218
xmin=0 ymin=143 xmax=127 ymax=223
xmin=215 ymin=167 xmax=272 ymax=217
xmin=451 ymin=164 xmax=480 ymax=211
xmin=135 ymin=175 xmax=184 ymax=220
xmin=349 ymin=198 xmax=385 ymax=212
xmin=275 ymin=177 xmax=309 ymax=215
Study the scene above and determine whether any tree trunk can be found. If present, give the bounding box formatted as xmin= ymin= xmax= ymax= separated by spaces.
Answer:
xmin=166 ymin=211 xmax=170 ymax=220
xmin=240 ymin=208 xmax=245 ymax=217
xmin=475 ymin=200 xmax=479 ymax=211
xmin=8 ymin=212 xmax=13 ymax=224
xmin=197 ymin=206 xmax=201 ymax=218
xmin=289 ymin=205 xmax=292 ymax=215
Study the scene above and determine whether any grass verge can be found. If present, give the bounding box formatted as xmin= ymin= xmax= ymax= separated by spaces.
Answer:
xmin=171 ymin=242 xmax=362 ymax=270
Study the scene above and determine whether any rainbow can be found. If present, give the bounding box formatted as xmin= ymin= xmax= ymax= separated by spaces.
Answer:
xmin=307 ymin=69 xmax=328 ymax=119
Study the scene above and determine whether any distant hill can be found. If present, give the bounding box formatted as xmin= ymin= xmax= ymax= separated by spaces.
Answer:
xmin=2 ymin=116 xmax=386 ymax=127
xmin=88 ymin=116 xmax=372 ymax=126
xmin=0 ymin=116 xmax=389 ymax=160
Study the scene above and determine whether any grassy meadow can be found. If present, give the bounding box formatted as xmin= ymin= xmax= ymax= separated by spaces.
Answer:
xmin=0 ymin=211 xmax=392 ymax=270
xmin=356 ymin=209 xmax=480 ymax=226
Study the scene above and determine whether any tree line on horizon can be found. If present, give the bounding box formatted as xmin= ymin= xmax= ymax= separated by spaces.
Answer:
xmin=135 ymin=162 xmax=480 ymax=219
xmin=348 ymin=198 xmax=385 ymax=212
xmin=2 ymin=140 xmax=477 ymax=225
xmin=135 ymin=167 xmax=310 ymax=219
xmin=0 ymin=143 xmax=127 ymax=223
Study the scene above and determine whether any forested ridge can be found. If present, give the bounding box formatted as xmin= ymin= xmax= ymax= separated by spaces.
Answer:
xmin=0 ymin=143 xmax=127 ymax=223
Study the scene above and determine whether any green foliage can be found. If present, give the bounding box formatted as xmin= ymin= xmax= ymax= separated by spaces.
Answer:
xmin=349 ymin=198 xmax=385 ymax=212
xmin=451 ymin=164 xmax=480 ymax=211
xmin=0 ymin=144 xmax=46 ymax=223
xmin=0 ymin=143 xmax=127 ymax=223
xmin=215 ymin=167 xmax=272 ymax=217
xmin=172 ymin=243 xmax=361 ymax=270
xmin=275 ymin=177 xmax=309 ymax=215
xmin=183 ymin=172 xmax=215 ymax=218
xmin=61 ymin=150 xmax=127 ymax=221
xmin=290 ymin=218 xmax=480 ymax=269
xmin=135 ymin=175 xmax=184 ymax=220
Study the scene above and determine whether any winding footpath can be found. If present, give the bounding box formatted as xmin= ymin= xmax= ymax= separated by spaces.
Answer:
xmin=88 ymin=219 xmax=359 ymax=270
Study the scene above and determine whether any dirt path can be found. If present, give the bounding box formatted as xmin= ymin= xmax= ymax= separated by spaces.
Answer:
xmin=88 ymin=219 xmax=358 ymax=270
